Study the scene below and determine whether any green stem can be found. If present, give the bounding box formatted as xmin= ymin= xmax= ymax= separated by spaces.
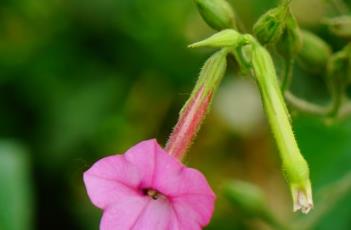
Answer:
xmin=284 ymin=75 xmax=344 ymax=118
xmin=326 ymin=67 xmax=345 ymax=117
xmin=284 ymin=91 xmax=330 ymax=116
xmin=281 ymin=58 xmax=294 ymax=92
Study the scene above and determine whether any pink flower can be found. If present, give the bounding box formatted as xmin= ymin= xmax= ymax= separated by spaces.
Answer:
xmin=83 ymin=139 xmax=215 ymax=230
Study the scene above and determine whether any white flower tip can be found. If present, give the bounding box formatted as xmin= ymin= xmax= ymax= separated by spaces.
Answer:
xmin=292 ymin=188 xmax=313 ymax=214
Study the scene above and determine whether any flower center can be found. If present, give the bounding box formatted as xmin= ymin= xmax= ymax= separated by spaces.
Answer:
xmin=143 ymin=188 xmax=161 ymax=200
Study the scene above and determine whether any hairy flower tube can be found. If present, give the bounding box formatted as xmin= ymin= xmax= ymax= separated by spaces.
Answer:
xmin=251 ymin=42 xmax=313 ymax=214
xmin=253 ymin=1 xmax=290 ymax=45
xmin=84 ymin=139 xmax=215 ymax=230
xmin=165 ymin=48 xmax=228 ymax=159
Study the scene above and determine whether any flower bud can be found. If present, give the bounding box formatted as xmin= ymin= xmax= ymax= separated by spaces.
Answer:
xmin=195 ymin=0 xmax=236 ymax=30
xmin=189 ymin=29 xmax=249 ymax=48
xmin=324 ymin=16 xmax=351 ymax=39
xmin=277 ymin=10 xmax=302 ymax=58
xmin=166 ymin=49 xmax=229 ymax=159
xmin=297 ymin=30 xmax=332 ymax=73
xmin=253 ymin=3 xmax=289 ymax=45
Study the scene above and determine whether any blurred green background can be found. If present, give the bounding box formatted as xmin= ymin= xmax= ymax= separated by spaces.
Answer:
xmin=0 ymin=0 xmax=350 ymax=229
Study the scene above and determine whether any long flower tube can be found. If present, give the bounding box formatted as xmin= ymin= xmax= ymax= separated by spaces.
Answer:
xmin=251 ymin=41 xmax=313 ymax=214
xmin=166 ymin=48 xmax=228 ymax=160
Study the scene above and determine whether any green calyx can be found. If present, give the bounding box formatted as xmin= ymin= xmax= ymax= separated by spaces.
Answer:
xmin=189 ymin=30 xmax=254 ymax=75
xmin=194 ymin=0 xmax=237 ymax=30
xmin=188 ymin=29 xmax=249 ymax=48
xmin=253 ymin=3 xmax=290 ymax=45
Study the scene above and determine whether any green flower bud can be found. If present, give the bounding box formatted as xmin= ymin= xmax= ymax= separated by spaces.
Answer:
xmin=324 ymin=16 xmax=351 ymax=39
xmin=195 ymin=0 xmax=236 ymax=31
xmin=253 ymin=3 xmax=289 ymax=45
xmin=188 ymin=29 xmax=249 ymax=48
xmin=297 ymin=30 xmax=332 ymax=73
xmin=277 ymin=10 xmax=302 ymax=58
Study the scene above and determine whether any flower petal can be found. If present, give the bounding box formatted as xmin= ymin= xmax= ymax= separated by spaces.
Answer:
xmin=130 ymin=196 xmax=173 ymax=230
xmin=100 ymin=196 xmax=149 ymax=230
xmin=124 ymin=139 xmax=160 ymax=188
xmin=84 ymin=139 xmax=216 ymax=229
xmin=171 ymin=193 xmax=215 ymax=229
xmin=156 ymin=166 xmax=215 ymax=198
xmin=83 ymin=155 xmax=141 ymax=209
xmin=146 ymin=142 xmax=216 ymax=228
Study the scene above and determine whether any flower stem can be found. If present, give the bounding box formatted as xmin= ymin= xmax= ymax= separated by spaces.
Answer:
xmin=281 ymin=58 xmax=294 ymax=92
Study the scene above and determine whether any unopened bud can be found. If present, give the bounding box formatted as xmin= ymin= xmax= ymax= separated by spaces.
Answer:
xmin=195 ymin=0 xmax=236 ymax=30
xmin=297 ymin=30 xmax=332 ymax=73
xmin=166 ymin=49 xmax=229 ymax=159
xmin=189 ymin=29 xmax=249 ymax=48
xmin=324 ymin=16 xmax=351 ymax=39
xmin=277 ymin=10 xmax=302 ymax=58
xmin=253 ymin=3 xmax=289 ymax=45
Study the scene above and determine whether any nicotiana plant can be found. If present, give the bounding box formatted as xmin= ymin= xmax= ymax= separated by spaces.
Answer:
xmin=83 ymin=0 xmax=351 ymax=229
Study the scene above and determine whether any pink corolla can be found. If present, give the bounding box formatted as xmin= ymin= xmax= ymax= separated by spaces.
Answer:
xmin=83 ymin=139 xmax=215 ymax=230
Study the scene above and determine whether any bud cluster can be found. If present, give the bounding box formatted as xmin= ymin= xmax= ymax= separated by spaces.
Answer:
xmin=189 ymin=0 xmax=351 ymax=217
